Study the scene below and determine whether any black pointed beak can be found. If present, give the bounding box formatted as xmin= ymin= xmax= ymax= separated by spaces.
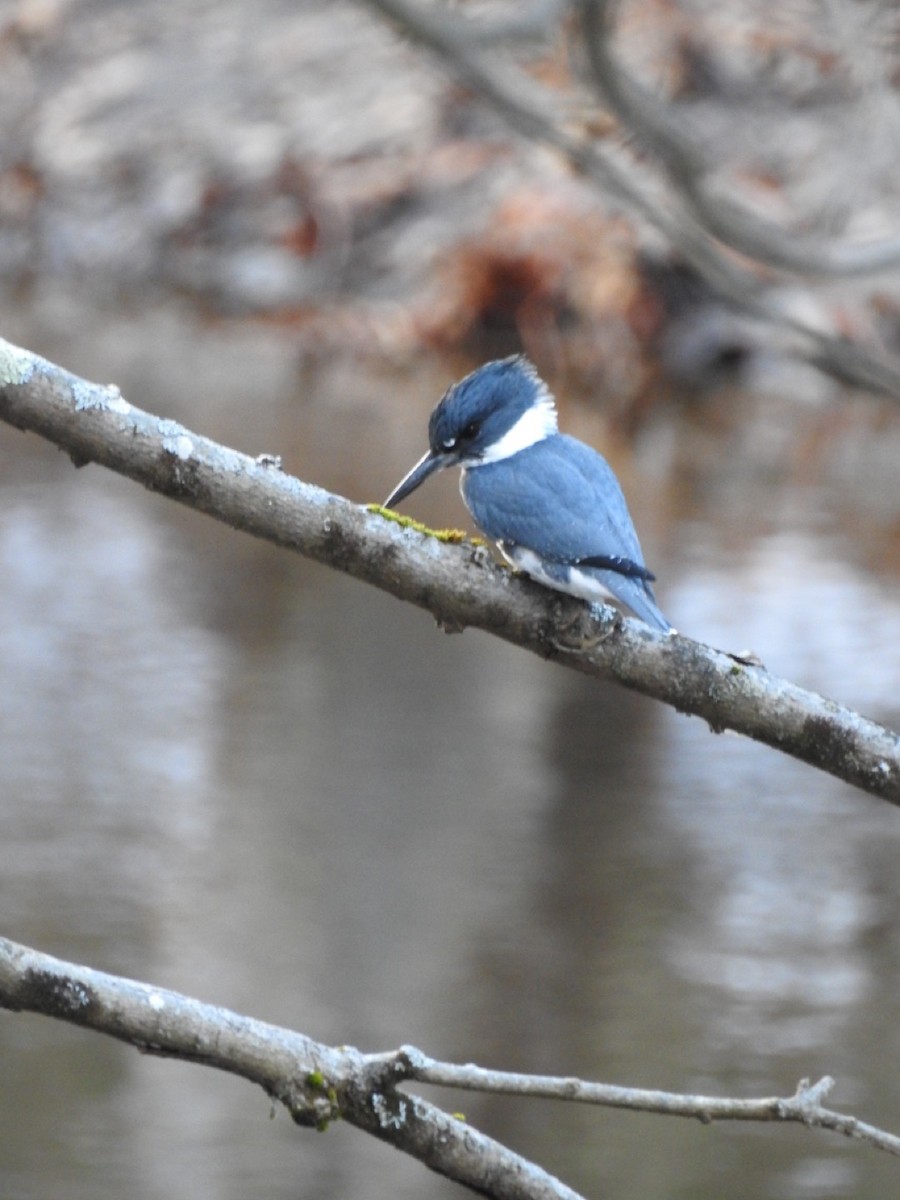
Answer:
xmin=383 ymin=449 xmax=451 ymax=508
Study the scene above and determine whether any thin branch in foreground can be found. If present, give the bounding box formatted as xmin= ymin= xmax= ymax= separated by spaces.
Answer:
xmin=391 ymin=1048 xmax=900 ymax=1159
xmin=1 ymin=336 xmax=899 ymax=803
xmin=2 ymin=932 xmax=900 ymax=1200
xmin=0 ymin=937 xmax=584 ymax=1200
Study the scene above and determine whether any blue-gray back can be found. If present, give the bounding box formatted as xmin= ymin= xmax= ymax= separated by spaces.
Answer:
xmin=463 ymin=434 xmax=647 ymax=567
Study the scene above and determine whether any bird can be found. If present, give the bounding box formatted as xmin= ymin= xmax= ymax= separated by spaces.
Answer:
xmin=383 ymin=355 xmax=672 ymax=633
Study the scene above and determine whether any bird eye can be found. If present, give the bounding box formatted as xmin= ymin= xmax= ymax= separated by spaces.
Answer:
xmin=461 ymin=421 xmax=479 ymax=441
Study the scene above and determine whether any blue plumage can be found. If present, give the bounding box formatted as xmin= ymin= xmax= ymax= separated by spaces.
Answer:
xmin=384 ymin=356 xmax=671 ymax=632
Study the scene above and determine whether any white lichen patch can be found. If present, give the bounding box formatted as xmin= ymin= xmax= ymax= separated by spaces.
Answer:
xmin=73 ymin=380 xmax=110 ymax=410
xmin=163 ymin=434 xmax=195 ymax=460
xmin=371 ymin=1092 xmax=407 ymax=1130
xmin=0 ymin=338 xmax=40 ymax=386
xmin=104 ymin=384 xmax=131 ymax=414
xmin=147 ymin=991 xmax=166 ymax=1011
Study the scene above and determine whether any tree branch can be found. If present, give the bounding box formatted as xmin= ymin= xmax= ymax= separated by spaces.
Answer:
xmin=360 ymin=0 xmax=900 ymax=401
xmin=0 ymin=937 xmax=583 ymax=1200
xmin=580 ymin=0 xmax=900 ymax=279
xmin=1 ymin=336 xmax=899 ymax=803
xmin=2 ymin=933 xmax=899 ymax=1198
xmin=393 ymin=1049 xmax=900 ymax=1158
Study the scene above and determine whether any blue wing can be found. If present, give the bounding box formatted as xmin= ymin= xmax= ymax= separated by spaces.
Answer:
xmin=462 ymin=434 xmax=670 ymax=630
xmin=463 ymin=435 xmax=647 ymax=565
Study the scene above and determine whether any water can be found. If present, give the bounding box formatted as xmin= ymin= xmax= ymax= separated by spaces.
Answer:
xmin=1 ymin=310 xmax=900 ymax=1199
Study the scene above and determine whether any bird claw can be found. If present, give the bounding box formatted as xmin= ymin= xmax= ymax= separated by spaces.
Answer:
xmin=550 ymin=603 xmax=620 ymax=652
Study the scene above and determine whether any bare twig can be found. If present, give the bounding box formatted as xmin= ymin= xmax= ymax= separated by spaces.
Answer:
xmin=2 ymin=933 xmax=899 ymax=1193
xmin=361 ymin=0 xmax=900 ymax=400
xmin=1 ymin=337 xmax=899 ymax=801
xmin=390 ymin=1048 xmax=900 ymax=1158
xmin=580 ymin=0 xmax=900 ymax=278
xmin=364 ymin=0 xmax=754 ymax=294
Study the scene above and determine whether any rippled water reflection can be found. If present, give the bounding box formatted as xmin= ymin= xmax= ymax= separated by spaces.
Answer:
xmin=1 ymin=313 xmax=900 ymax=1200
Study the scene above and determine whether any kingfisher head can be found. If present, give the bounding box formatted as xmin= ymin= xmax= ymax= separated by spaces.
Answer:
xmin=384 ymin=356 xmax=558 ymax=508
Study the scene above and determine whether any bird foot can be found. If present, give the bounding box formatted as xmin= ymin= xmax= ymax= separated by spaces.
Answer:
xmin=550 ymin=603 xmax=620 ymax=652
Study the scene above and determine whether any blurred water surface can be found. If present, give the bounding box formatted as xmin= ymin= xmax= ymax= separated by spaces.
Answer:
xmin=1 ymin=308 xmax=900 ymax=1200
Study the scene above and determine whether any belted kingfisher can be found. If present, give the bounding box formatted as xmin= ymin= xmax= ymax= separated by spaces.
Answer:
xmin=384 ymin=356 xmax=672 ymax=633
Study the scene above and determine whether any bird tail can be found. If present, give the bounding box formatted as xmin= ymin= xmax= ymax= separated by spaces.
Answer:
xmin=592 ymin=574 xmax=673 ymax=633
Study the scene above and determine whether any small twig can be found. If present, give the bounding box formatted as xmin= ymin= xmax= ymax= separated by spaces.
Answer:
xmin=579 ymin=0 xmax=900 ymax=278
xmin=361 ymin=0 xmax=900 ymax=400
xmin=388 ymin=1047 xmax=900 ymax=1158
